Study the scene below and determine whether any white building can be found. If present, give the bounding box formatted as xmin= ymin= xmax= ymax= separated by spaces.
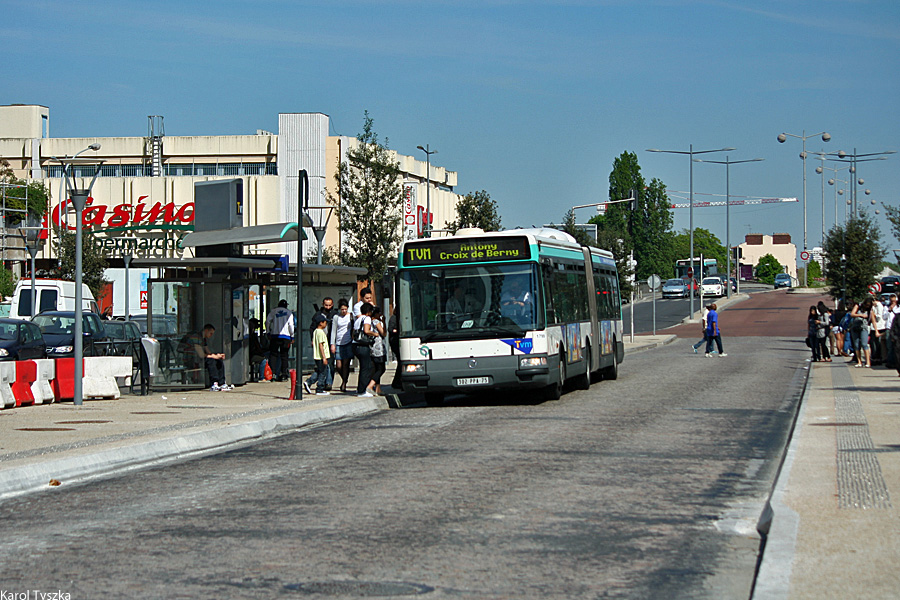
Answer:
xmin=0 ymin=104 xmax=461 ymax=272
xmin=738 ymin=233 xmax=797 ymax=280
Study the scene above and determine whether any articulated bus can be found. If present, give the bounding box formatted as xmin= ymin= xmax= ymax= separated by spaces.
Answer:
xmin=397 ymin=228 xmax=623 ymax=404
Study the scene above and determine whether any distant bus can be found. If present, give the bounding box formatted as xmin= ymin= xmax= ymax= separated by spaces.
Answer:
xmin=397 ymin=228 xmax=623 ymax=405
xmin=675 ymin=258 xmax=718 ymax=280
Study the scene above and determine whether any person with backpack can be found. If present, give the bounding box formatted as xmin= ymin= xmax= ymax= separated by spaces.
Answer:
xmin=352 ymin=302 xmax=376 ymax=397
xmin=266 ymin=299 xmax=295 ymax=381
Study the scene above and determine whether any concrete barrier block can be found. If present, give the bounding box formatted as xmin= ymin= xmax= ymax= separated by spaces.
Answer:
xmin=32 ymin=359 xmax=56 ymax=404
xmin=12 ymin=361 xmax=37 ymax=407
xmin=0 ymin=362 xmax=16 ymax=409
xmin=83 ymin=356 xmax=131 ymax=399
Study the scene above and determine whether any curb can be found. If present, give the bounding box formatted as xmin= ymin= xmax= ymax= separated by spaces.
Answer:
xmin=0 ymin=396 xmax=388 ymax=501
xmin=624 ymin=335 xmax=677 ymax=354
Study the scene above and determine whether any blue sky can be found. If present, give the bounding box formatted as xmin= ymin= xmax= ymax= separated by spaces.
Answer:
xmin=4 ymin=0 xmax=899 ymax=260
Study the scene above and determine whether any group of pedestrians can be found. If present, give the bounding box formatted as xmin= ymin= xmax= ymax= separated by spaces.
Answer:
xmin=692 ymin=302 xmax=727 ymax=357
xmin=304 ymin=287 xmax=399 ymax=398
xmin=817 ymin=294 xmax=900 ymax=371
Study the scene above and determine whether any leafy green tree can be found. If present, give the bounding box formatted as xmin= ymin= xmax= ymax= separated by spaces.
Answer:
xmin=0 ymin=159 xmax=49 ymax=224
xmin=50 ymin=230 xmax=109 ymax=298
xmin=671 ymin=228 xmax=727 ymax=275
xmin=447 ymin=189 xmax=501 ymax=234
xmin=0 ymin=265 xmax=16 ymax=299
xmin=822 ymin=213 xmax=884 ymax=301
xmin=560 ymin=208 xmax=595 ymax=247
xmin=606 ymin=152 xmax=675 ymax=281
xmin=588 ymin=213 xmax=634 ymax=297
xmin=328 ymin=112 xmax=403 ymax=284
xmin=806 ymin=259 xmax=823 ymax=286
xmin=755 ymin=254 xmax=783 ymax=285
xmin=885 ymin=203 xmax=900 ymax=245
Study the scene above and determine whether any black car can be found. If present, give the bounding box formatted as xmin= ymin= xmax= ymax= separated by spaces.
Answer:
xmin=881 ymin=276 xmax=900 ymax=300
xmin=102 ymin=320 xmax=145 ymax=356
xmin=31 ymin=311 xmax=108 ymax=357
xmin=0 ymin=318 xmax=46 ymax=360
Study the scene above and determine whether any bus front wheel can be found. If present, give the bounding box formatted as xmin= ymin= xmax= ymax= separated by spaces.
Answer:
xmin=544 ymin=354 xmax=565 ymax=400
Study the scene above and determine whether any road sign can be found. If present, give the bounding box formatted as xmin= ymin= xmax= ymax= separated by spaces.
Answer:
xmin=800 ymin=251 xmax=810 ymax=261
xmin=647 ymin=274 xmax=661 ymax=291
xmin=869 ymin=282 xmax=882 ymax=295
xmin=687 ymin=267 xmax=694 ymax=278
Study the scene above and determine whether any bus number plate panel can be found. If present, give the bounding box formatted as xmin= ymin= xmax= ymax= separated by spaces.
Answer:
xmin=456 ymin=376 xmax=491 ymax=386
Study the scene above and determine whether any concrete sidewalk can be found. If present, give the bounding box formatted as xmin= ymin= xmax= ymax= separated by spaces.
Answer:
xmin=754 ymin=358 xmax=900 ymax=599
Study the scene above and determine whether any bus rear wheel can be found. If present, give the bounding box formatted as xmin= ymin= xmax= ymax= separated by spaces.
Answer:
xmin=601 ymin=339 xmax=619 ymax=381
xmin=575 ymin=347 xmax=591 ymax=390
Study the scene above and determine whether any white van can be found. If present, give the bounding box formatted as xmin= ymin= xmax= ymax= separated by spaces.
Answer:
xmin=10 ymin=279 xmax=98 ymax=320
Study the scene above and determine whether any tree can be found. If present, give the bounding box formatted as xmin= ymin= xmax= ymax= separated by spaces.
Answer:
xmin=0 ymin=265 xmax=15 ymax=299
xmin=671 ymin=228 xmax=727 ymax=274
xmin=560 ymin=208 xmax=594 ymax=247
xmin=328 ymin=112 xmax=403 ymax=284
xmin=755 ymin=254 xmax=783 ymax=285
xmin=588 ymin=213 xmax=634 ymax=298
xmin=50 ymin=230 xmax=109 ymax=297
xmin=806 ymin=259 xmax=823 ymax=286
xmin=606 ymin=152 xmax=675 ymax=280
xmin=885 ymin=203 xmax=900 ymax=245
xmin=822 ymin=213 xmax=884 ymax=301
xmin=0 ymin=159 xmax=50 ymax=225
xmin=447 ymin=189 xmax=501 ymax=234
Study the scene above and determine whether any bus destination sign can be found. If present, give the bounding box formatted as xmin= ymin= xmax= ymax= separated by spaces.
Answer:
xmin=404 ymin=236 xmax=530 ymax=266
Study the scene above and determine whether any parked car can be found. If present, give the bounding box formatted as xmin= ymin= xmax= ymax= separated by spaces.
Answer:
xmin=102 ymin=320 xmax=146 ymax=356
xmin=31 ymin=311 xmax=109 ymax=357
xmin=774 ymin=273 xmax=793 ymax=289
xmin=130 ymin=314 xmax=178 ymax=336
xmin=662 ymin=278 xmax=688 ymax=299
xmin=701 ymin=277 xmax=724 ymax=297
xmin=0 ymin=318 xmax=46 ymax=360
xmin=681 ymin=276 xmax=700 ymax=293
xmin=880 ymin=276 xmax=900 ymax=300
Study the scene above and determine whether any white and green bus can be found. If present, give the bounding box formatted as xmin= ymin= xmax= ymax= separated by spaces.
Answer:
xmin=397 ymin=228 xmax=623 ymax=404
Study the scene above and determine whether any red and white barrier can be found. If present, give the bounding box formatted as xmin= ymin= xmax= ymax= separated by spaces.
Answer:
xmin=0 ymin=363 xmax=15 ymax=408
xmin=83 ymin=356 xmax=131 ymax=399
xmin=12 ymin=361 xmax=37 ymax=407
xmin=32 ymin=359 xmax=56 ymax=404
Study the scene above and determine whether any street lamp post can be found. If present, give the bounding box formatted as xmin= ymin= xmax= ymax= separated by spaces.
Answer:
xmin=416 ymin=145 xmax=437 ymax=238
xmin=777 ymin=130 xmax=831 ymax=268
xmin=19 ymin=213 xmax=44 ymax=317
xmin=647 ymin=145 xmax=735 ymax=318
xmin=828 ymin=149 xmax=894 ymax=217
xmin=54 ymin=144 xmax=102 ymax=407
xmin=693 ymin=156 xmax=764 ymax=298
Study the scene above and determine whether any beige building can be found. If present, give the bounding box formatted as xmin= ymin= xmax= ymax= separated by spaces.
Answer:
xmin=0 ymin=105 xmax=461 ymax=271
xmin=738 ymin=233 xmax=797 ymax=280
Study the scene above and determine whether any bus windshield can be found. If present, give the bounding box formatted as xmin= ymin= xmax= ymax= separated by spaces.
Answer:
xmin=399 ymin=263 xmax=541 ymax=341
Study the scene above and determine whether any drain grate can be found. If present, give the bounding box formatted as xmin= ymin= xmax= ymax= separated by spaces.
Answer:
xmin=130 ymin=411 xmax=181 ymax=415
xmin=55 ymin=420 xmax=111 ymax=425
xmin=284 ymin=581 xmax=434 ymax=596
xmin=168 ymin=405 xmax=215 ymax=409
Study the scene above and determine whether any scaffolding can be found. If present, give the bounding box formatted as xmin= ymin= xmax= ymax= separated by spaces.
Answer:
xmin=0 ymin=182 xmax=30 ymax=264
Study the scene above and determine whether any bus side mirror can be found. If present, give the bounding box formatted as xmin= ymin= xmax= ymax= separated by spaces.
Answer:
xmin=542 ymin=263 xmax=555 ymax=281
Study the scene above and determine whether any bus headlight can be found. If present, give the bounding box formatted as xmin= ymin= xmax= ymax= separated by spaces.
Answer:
xmin=404 ymin=363 xmax=425 ymax=373
xmin=519 ymin=356 xmax=547 ymax=368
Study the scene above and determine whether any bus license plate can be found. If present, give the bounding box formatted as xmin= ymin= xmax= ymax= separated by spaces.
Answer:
xmin=457 ymin=376 xmax=490 ymax=386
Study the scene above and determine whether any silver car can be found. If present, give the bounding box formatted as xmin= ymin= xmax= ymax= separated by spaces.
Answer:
xmin=661 ymin=278 xmax=688 ymax=298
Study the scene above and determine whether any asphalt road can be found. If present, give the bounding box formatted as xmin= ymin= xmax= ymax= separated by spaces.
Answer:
xmin=0 ymin=334 xmax=807 ymax=598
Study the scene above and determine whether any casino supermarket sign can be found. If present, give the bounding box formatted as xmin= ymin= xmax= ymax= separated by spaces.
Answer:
xmin=50 ymin=195 xmax=194 ymax=231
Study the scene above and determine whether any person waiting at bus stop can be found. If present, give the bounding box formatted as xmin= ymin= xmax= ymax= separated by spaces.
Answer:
xmin=266 ymin=299 xmax=295 ymax=381
xmin=186 ymin=324 xmax=232 ymax=391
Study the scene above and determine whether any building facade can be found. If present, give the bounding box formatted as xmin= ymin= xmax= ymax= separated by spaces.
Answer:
xmin=738 ymin=233 xmax=797 ymax=280
xmin=0 ymin=105 xmax=461 ymax=272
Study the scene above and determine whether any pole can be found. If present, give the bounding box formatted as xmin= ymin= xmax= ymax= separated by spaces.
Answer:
xmin=124 ymin=255 xmax=132 ymax=319
xmin=725 ymin=158 xmax=731 ymax=299
xmin=294 ymin=170 xmax=309 ymax=399
xmin=802 ymin=131 xmax=808 ymax=255
xmin=425 ymin=150 xmax=431 ymax=238
xmin=689 ymin=145 xmax=695 ymax=319
xmin=71 ymin=190 xmax=88 ymax=406
xmin=29 ymin=249 xmax=37 ymax=317
xmin=629 ymin=250 xmax=634 ymax=343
